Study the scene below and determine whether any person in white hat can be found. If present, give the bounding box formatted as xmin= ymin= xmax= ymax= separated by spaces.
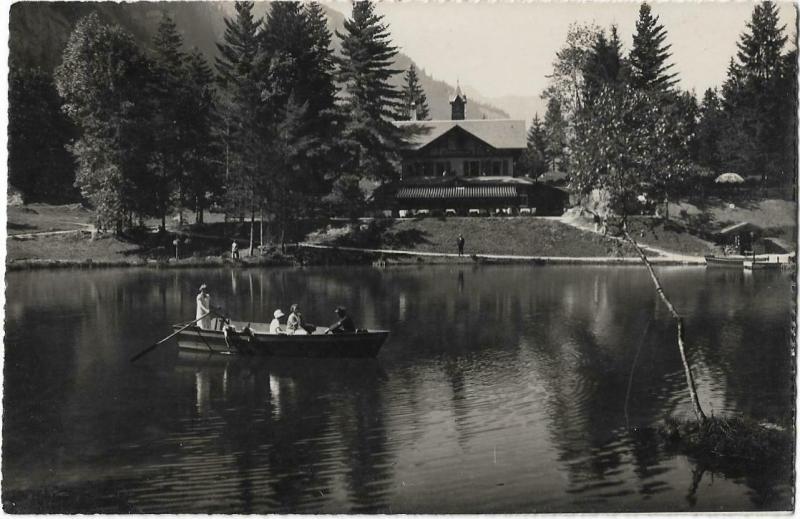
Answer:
xmin=269 ymin=309 xmax=286 ymax=334
xmin=196 ymin=284 xmax=212 ymax=330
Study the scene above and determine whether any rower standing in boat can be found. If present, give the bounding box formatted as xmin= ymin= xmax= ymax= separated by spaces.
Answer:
xmin=196 ymin=284 xmax=212 ymax=330
xmin=326 ymin=306 xmax=356 ymax=334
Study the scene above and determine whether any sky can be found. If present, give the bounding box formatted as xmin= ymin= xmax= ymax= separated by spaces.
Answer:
xmin=328 ymin=1 xmax=797 ymax=100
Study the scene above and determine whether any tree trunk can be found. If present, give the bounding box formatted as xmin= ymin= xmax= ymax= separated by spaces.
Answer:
xmin=259 ymin=207 xmax=264 ymax=251
xmin=249 ymin=207 xmax=255 ymax=257
xmin=622 ymin=225 xmax=707 ymax=423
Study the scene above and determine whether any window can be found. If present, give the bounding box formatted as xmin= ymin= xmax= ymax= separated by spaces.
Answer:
xmin=492 ymin=161 xmax=501 ymax=176
xmin=502 ymin=160 xmax=509 ymax=176
xmin=467 ymin=161 xmax=480 ymax=177
xmin=423 ymin=162 xmax=434 ymax=177
xmin=437 ymin=161 xmax=451 ymax=176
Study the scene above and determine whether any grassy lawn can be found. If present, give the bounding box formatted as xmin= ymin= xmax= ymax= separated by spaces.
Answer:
xmin=7 ymin=203 xmax=94 ymax=235
xmin=624 ymin=218 xmax=720 ymax=256
xmin=316 ymin=217 xmax=645 ymax=257
xmin=7 ymin=232 xmax=142 ymax=262
xmin=669 ymin=197 xmax=796 ymax=242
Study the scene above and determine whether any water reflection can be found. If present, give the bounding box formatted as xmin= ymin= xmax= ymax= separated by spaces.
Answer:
xmin=3 ymin=266 xmax=793 ymax=513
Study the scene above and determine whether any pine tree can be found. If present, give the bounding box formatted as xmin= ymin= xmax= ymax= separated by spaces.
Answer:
xmin=54 ymin=13 xmax=155 ymax=233
xmin=151 ymin=13 xmax=188 ymax=230
xmin=736 ymin=1 xmax=786 ymax=83
xmin=183 ymin=48 xmax=221 ymax=224
xmin=398 ymin=65 xmax=430 ymax=120
xmin=521 ymin=114 xmax=548 ymax=178
xmin=696 ymin=88 xmax=725 ymax=172
xmin=629 ymin=2 xmax=677 ymax=93
xmin=216 ymin=1 xmax=266 ymax=249
xmin=583 ymin=25 xmax=628 ymax=106
xmin=9 ymin=66 xmax=78 ymax=203
xmin=720 ymin=1 xmax=792 ymax=183
xmin=543 ymin=98 xmax=567 ymax=173
xmin=335 ymin=1 xmax=405 ymax=183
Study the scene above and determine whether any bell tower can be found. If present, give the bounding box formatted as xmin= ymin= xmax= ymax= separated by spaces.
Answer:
xmin=449 ymin=82 xmax=467 ymax=120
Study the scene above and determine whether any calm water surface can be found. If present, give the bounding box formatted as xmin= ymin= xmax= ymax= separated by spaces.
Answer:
xmin=3 ymin=265 xmax=794 ymax=513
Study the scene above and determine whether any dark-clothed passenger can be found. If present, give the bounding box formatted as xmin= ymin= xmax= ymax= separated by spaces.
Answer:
xmin=327 ymin=306 xmax=356 ymax=334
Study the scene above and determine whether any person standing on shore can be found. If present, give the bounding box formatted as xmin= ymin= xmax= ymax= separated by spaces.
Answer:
xmin=457 ymin=234 xmax=465 ymax=256
xmin=231 ymin=241 xmax=239 ymax=259
xmin=196 ymin=284 xmax=212 ymax=330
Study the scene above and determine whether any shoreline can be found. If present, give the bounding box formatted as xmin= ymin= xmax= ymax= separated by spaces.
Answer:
xmin=6 ymin=243 xmax=708 ymax=271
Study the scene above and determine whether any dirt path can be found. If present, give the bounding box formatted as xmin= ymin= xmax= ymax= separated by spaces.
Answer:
xmin=558 ymin=216 xmax=707 ymax=263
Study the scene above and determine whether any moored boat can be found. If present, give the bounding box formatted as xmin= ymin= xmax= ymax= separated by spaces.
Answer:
xmin=173 ymin=319 xmax=389 ymax=358
xmin=704 ymin=255 xmax=745 ymax=268
xmin=705 ymin=254 xmax=773 ymax=268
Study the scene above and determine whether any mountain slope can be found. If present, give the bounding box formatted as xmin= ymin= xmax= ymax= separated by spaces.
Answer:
xmin=9 ymin=1 xmax=508 ymax=120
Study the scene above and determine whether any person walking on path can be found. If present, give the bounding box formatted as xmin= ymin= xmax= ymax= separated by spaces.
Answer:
xmin=457 ymin=234 xmax=465 ymax=256
xmin=196 ymin=284 xmax=212 ymax=330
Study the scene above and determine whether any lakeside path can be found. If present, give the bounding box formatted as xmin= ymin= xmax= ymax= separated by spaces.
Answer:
xmin=557 ymin=215 xmax=707 ymax=263
xmin=297 ymin=242 xmax=707 ymax=265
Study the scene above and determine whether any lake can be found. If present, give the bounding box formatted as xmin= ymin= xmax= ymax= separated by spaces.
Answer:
xmin=3 ymin=265 xmax=794 ymax=513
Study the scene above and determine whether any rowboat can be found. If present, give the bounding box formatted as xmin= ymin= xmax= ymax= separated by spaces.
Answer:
xmin=743 ymin=260 xmax=788 ymax=270
xmin=704 ymin=254 xmax=773 ymax=268
xmin=173 ymin=319 xmax=390 ymax=358
xmin=704 ymin=255 xmax=745 ymax=268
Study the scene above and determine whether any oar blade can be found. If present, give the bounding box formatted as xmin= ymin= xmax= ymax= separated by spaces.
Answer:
xmin=130 ymin=342 xmax=159 ymax=363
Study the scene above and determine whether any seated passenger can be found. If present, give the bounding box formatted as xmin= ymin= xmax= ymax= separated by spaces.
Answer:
xmin=286 ymin=304 xmax=309 ymax=335
xmin=270 ymin=309 xmax=285 ymax=334
xmin=326 ymin=306 xmax=356 ymax=334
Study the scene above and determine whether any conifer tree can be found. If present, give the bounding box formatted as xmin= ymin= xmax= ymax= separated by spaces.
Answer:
xmin=335 ymin=1 xmax=405 ymax=183
xmin=151 ymin=13 xmax=188 ymax=230
xmin=183 ymin=49 xmax=221 ymax=224
xmin=720 ymin=1 xmax=792 ymax=182
xmin=520 ymin=114 xmax=548 ymax=178
xmin=629 ymin=2 xmax=677 ymax=93
xmin=398 ymin=65 xmax=430 ymax=120
xmin=543 ymin=98 xmax=567 ymax=173
xmin=696 ymin=88 xmax=725 ymax=172
xmin=216 ymin=1 xmax=266 ymax=249
xmin=583 ymin=25 xmax=628 ymax=105
xmin=9 ymin=66 xmax=78 ymax=203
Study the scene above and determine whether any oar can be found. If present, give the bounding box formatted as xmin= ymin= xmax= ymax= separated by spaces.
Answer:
xmin=130 ymin=314 xmax=208 ymax=362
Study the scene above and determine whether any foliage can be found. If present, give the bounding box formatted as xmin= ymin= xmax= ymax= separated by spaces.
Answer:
xmin=517 ymin=114 xmax=549 ymax=178
xmin=582 ymin=25 xmax=628 ymax=106
xmin=695 ymin=88 xmax=725 ymax=172
xmin=718 ymin=1 xmax=795 ymax=184
xmin=398 ymin=64 xmax=430 ymax=120
xmin=336 ymin=1 xmax=407 ymax=183
xmin=570 ymin=85 xmax=694 ymax=218
xmin=54 ymin=13 xmax=155 ymax=232
xmin=8 ymin=66 xmax=78 ymax=203
xmin=215 ymin=1 xmax=266 ymax=220
xmin=542 ymin=22 xmax=601 ymax=121
xmin=629 ymin=2 xmax=677 ymax=93
xmin=543 ymin=98 xmax=568 ymax=173
xmin=183 ymin=48 xmax=223 ymax=223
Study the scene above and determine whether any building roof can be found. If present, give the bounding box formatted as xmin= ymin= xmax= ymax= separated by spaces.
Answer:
xmin=449 ymin=83 xmax=466 ymax=103
xmin=398 ymin=176 xmax=536 ymax=187
xmin=395 ymin=119 xmax=527 ymax=150
xmin=397 ymin=185 xmax=517 ymax=200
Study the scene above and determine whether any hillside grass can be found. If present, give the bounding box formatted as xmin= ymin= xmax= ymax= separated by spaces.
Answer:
xmin=314 ymin=217 xmax=647 ymax=257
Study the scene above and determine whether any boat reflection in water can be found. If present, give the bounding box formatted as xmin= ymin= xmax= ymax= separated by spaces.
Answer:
xmin=170 ymin=350 xmax=393 ymax=513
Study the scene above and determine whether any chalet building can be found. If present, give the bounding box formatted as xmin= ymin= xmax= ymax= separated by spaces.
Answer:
xmin=387 ymin=85 xmax=568 ymax=216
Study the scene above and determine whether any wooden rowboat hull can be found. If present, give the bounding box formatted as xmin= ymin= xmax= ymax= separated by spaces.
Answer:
xmin=704 ymin=255 xmax=744 ymax=268
xmin=173 ymin=324 xmax=389 ymax=358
